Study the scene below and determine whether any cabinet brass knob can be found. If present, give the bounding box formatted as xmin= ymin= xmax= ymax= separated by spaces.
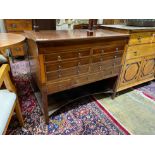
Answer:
xmin=78 ymin=53 xmax=81 ymax=58
xmin=12 ymin=23 xmax=17 ymax=28
xmin=58 ymin=56 xmax=62 ymax=61
xmin=134 ymin=51 xmax=137 ymax=56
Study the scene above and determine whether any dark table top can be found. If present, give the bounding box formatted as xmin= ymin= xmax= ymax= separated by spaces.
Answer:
xmin=24 ymin=29 xmax=129 ymax=42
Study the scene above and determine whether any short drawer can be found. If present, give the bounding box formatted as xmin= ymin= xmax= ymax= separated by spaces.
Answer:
xmin=44 ymin=48 xmax=90 ymax=62
xmin=45 ymin=57 xmax=90 ymax=72
xmin=10 ymin=44 xmax=25 ymax=56
xmin=129 ymin=32 xmax=152 ymax=45
xmin=92 ymin=44 xmax=125 ymax=55
xmin=47 ymin=79 xmax=72 ymax=94
xmin=126 ymin=43 xmax=155 ymax=60
xmin=5 ymin=19 xmax=32 ymax=32
xmin=92 ymin=51 xmax=123 ymax=63
xmin=46 ymin=64 xmax=89 ymax=81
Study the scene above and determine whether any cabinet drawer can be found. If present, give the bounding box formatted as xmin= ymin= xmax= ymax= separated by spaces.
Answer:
xmin=44 ymin=48 xmax=90 ymax=62
xmin=46 ymin=64 xmax=89 ymax=81
xmin=126 ymin=43 xmax=155 ymax=60
xmin=45 ymin=57 xmax=90 ymax=72
xmin=92 ymin=51 xmax=123 ymax=63
xmin=129 ymin=32 xmax=152 ymax=45
xmin=5 ymin=19 xmax=32 ymax=32
xmin=92 ymin=44 xmax=125 ymax=55
xmin=47 ymin=80 xmax=72 ymax=94
xmin=10 ymin=44 xmax=25 ymax=56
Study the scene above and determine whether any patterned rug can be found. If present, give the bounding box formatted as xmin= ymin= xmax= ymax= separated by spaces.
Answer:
xmin=7 ymin=60 xmax=129 ymax=135
xmin=95 ymin=87 xmax=155 ymax=134
xmin=136 ymin=81 xmax=155 ymax=101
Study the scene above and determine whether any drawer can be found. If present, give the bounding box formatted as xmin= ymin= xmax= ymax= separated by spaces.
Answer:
xmin=5 ymin=19 xmax=32 ymax=32
xmin=10 ymin=44 xmax=25 ymax=56
xmin=46 ymin=64 xmax=89 ymax=81
xmin=90 ymin=58 xmax=121 ymax=73
xmin=72 ymin=66 xmax=121 ymax=87
xmin=44 ymin=48 xmax=90 ymax=62
xmin=46 ymin=66 xmax=121 ymax=94
xmin=47 ymin=79 xmax=72 ymax=94
xmin=129 ymin=32 xmax=152 ymax=45
xmin=45 ymin=57 xmax=90 ymax=72
xmin=126 ymin=43 xmax=155 ymax=60
xmin=92 ymin=44 xmax=125 ymax=55
xmin=92 ymin=51 xmax=123 ymax=63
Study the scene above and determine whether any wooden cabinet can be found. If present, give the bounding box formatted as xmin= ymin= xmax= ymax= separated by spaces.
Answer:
xmin=4 ymin=19 xmax=32 ymax=57
xmin=4 ymin=19 xmax=56 ymax=57
xmin=139 ymin=56 xmax=155 ymax=80
xmin=4 ymin=19 xmax=32 ymax=33
xmin=25 ymin=29 xmax=129 ymax=123
xmin=101 ymin=25 xmax=155 ymax=95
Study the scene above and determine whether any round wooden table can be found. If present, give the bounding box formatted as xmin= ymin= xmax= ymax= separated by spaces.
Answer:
xmin=0 ymin=33 xmax=25 ymax=50
xmin=0 ymin=33 xmax=25 ymax=61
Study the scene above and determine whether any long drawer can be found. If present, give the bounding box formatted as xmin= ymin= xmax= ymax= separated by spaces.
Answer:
xmin=126 ymin=43 xmax=155 ymax=60
xmin=129 ymin=32 xmax=155 ymax=45
xmin=46 ymin=58 xmax=122 ymax=82
xmin=44 ymin=48 xmax=91 ymax=62
xmin=46 ymin=65 xmax=121 ymax=94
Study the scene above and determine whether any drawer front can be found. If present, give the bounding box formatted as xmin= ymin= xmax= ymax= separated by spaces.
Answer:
xmin=139 ymin=55 xmax=155 ymax=80
xmin=126 ymin=43 xmax=155 ymax=60
xmin=10 ymin=44 xmax=25 ymax=56
xmin=129 ymin=32 xmax=152 ymax=45
xmin=46 ymin=57 xmax=121 ymax=82
xmin=92 ymin=51 xmax=123 ymax=63
xmin=44 ymin=48 xmax=91 ymax=62
xmin=46 ymin=66 xmax=121 ymax=94
xmin=46 ymin=64 xmax=89 ymax=81
xmin=47 ymin=79 xmax=72 ymax=94
xmin=92 ymin=44 xmax=125 ymax=55
xmin=5 ymin=19 xmax=32 ymax=32
xmin=90 ymin=58 xmax=121 ymax=73
xmin=45 ymin=58 xmax=90 ymax=72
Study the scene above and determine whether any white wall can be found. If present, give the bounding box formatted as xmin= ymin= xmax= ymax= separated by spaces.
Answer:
xmin=0 ymin=19 xmax=6 ymax=32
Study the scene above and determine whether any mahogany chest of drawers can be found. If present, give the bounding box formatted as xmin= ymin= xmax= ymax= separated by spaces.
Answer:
xmin=101 ymin=25 xmax=155 ymax=97
xmin=25 ymin=29 xmax=129 ymax=124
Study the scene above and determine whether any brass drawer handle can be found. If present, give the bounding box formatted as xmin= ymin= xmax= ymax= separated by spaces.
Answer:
xmin=77 ymin=67 xmax=80 ymax=74
xmin=99 ymin=65 xmax=102 ymax=71
xmin=58 ymin=56 xmax=62 ymax=61
xmin=58 ymin=71 xmax=62 ymax=78
xmin=11 ymin=23 xmax=17 ymax=28
xmin=114 ymin=55 xmax=117 ymax=59
xmin=14 ymin=47 xmax=20 ymax=51
xmin=58 ymin=65 xmax=62 ymax=78
xmin=133 ymin=51 xmax=138 ymax=56
xmin=101 ymin=49 xmax=104 ymax=55
xmin=78 ymin=62 xmax=81 ymax=66
xmin=137 ymin=36 xmax=142 ymax=41
xmin=58 ymin=65 xmax=62 ymax=69
xmin=78 ymin=52 xmax=81 ymax=58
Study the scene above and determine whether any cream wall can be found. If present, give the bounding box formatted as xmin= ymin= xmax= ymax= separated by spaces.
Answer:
xmin=0 ymin=19 xmax=6 ymax=32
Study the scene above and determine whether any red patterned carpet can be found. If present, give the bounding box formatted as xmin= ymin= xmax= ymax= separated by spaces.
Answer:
xmin=7 ymin=60 xmax=129 ymax=135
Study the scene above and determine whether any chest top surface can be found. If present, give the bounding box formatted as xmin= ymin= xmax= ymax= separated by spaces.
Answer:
xmin=0 ymin=33 xmax=25 ymax=49
xmin=101 ymin=25 xmax=155 ymax=33
xmin=24 ymin=29 xmax=129 ymax=42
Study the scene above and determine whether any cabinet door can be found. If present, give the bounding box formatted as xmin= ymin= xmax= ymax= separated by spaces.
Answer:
xmin=119 ymin=58 xmax=142 ymax=88
xmin=139 ymin=56 xmax=155 ymax=80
